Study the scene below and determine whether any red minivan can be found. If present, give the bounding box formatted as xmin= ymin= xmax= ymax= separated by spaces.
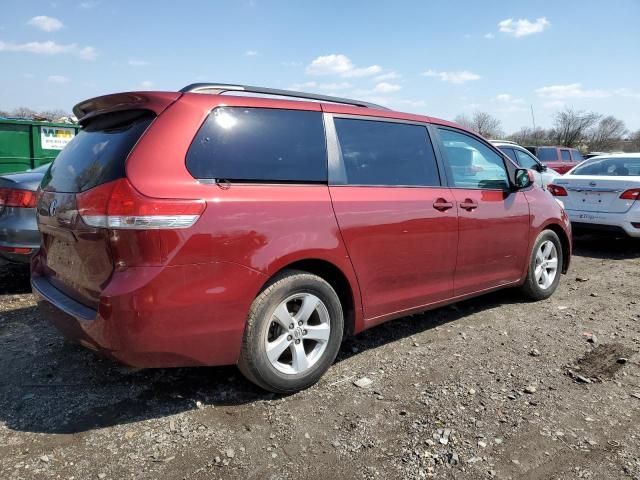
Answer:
xmin=32 ymin=84 xmax=572 ymax=392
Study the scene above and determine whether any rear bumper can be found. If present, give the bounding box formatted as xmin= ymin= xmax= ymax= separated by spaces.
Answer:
xmin=0 ymin=207 xmax=40 ymax=263
xmin=32 ymin=261 xmax=267 ymax=368
xmin=566 ymin=208 xmax=640 ymax=238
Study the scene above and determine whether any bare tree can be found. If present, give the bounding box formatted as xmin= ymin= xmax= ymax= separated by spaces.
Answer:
xmin=551 ymin=108 xmax=601 ymax=148
xmin=454 ymin=111 xmax=504 ymax=139
xmin=629 ymin=130 xmax=640 ymax=152
xmin=37 ymin=109 xmax=73 ymax=122
xmin=10 ymin=107 xmax=38 ymax=119
xmin=508 ymin=126 xmax=551 ymax=146
xmin=587 ymin=116 xmax=627 ymax=151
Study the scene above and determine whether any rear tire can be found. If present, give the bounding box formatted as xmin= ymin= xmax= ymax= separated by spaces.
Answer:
xmin=519 ymin=230 xmax=563 ymax=300
xmin=238 ymin=270 xmax=344 ymax=393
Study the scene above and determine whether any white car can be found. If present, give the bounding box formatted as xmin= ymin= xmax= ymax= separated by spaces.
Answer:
xmin=548 ymin=153 xmax=640 ymax=237
xmin=492 ymin=141 xmax=561 ymax=188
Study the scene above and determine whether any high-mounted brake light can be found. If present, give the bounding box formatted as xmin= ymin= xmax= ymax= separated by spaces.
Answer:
xmin=76 ymin=179 xmax=205 ymax=229
xmin=547 ymin=184 xmax=568 ymax=197
xmin=0 ymin=188 xmax=37 ymax=208
xmin=619 ymin=188 xmax=640 ymax=201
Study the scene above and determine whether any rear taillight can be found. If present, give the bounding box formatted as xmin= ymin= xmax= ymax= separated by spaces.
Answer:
xmin=0 ymin=188 xmax=37 ymax=208
xmin=547 ymin=184 xmax=568 ymax=197
xmin=619 ymin=188 xmax=640 ymax=201
xmin=76 ymin=179 xmax=205 ymax=229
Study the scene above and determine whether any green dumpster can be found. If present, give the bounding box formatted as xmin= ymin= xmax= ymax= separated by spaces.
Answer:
xmin=0 ymin=118 xmax=80 ymax=174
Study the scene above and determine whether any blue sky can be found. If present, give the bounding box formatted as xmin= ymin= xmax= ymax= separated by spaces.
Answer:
xmin=1 ymin=0 xmax=639 ymax=133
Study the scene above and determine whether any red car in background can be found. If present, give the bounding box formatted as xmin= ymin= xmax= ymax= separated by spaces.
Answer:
xmin=525 ymin=146 xmax=585 ymax=174
xmin=32 ymin=83 xmax=572 ymax=393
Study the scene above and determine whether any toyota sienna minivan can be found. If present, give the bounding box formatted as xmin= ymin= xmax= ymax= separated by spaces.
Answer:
xmin=32 ymin=83 xmax=572 ymax=393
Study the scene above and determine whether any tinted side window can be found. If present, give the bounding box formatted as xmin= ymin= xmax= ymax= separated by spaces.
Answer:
xmin=499 ymin=147 xmax=517 ymax=162
xmin=333 ymin=118 xmax=439 ymax=186
xmin=514 ymin=148 xmax=538 ymax=169
xmin=186 ymin=107 xmax=327 ymax=182
xmin=438 ymin=128 xmax=509 ymax=190
xmin=571 ymin=149 xmax=584 ymax=162
xmin=537 ymin=147 xmax=557 ymax=162
xmin=560 ymin=149 xmax=572 ymax=162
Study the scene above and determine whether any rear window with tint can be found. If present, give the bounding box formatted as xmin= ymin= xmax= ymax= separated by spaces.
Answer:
xmin=572 ymin=157 xmax=640 ymax=176
xmin=536 ymin=147 xmax=557 ymax=162
xmin=186 ymin=107 xmax=327 ymax=183
xmin=41 ymin=110 xmax=154 ymax=193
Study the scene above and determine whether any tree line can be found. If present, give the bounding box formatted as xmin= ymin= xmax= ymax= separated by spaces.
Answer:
xmin=455 ymin=108 xmax=639 ymax=152
xmin=0 ymin=107 xmax=74 ymax=123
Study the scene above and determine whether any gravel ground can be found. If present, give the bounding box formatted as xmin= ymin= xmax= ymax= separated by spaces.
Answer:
xmin=0 ymin=234 xmax=639 ymax=480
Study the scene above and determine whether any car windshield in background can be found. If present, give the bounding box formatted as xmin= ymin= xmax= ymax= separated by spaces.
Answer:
xmin=536 ymin=147 xmax=557 ymax=161
xmin=571 ymin=157 xmax=640 ymax=176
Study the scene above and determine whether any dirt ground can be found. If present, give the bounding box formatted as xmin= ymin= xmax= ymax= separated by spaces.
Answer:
xmin=0 ymin=233 xmax=639 ymax=480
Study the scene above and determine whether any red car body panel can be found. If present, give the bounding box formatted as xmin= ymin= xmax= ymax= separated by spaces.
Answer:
xmin=329 ymin=186 xmax=458 ymax=324
xmin=451 ymin=189 xmax=531 ymax=296
xmin=32 ymin=90 xmax=572 ymax=368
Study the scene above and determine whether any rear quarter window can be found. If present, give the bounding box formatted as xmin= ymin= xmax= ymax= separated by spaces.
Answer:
xmin=186 ymin=107 xmax=327 ymax=183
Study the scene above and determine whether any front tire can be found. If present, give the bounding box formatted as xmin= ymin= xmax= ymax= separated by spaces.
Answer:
xmin=238 ymin=270 xmax=344 ymax=393
xmin=519 ymin=230 xmax=563 ymax=300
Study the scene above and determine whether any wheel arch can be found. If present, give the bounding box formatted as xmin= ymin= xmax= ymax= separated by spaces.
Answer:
xmin=261 ymin=258 xmax=360 ymax=337
xmin=543 ymin=223 xmax=571 ymax=273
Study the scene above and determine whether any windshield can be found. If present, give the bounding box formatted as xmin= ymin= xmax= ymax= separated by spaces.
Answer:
xmin=571 ymin=157 xmax=640 ymax=176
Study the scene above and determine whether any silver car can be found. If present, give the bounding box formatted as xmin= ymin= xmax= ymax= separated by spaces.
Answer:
xmin=0 ymin=164 xmax=49 ymax=263
xmin=492 ymin=141 xmax=561 ymax=188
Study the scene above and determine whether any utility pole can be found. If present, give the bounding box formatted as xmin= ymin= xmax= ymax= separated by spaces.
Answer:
xmin=530 ymin=105 xmax=538 ymax=146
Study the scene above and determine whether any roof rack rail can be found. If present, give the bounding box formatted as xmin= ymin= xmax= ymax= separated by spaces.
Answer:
xmin=179 ymin=83 xmax=389 ymax=110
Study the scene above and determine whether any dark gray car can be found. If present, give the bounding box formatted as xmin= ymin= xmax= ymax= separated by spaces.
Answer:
xmin=0 ymin=164 xmax=48 ymax=263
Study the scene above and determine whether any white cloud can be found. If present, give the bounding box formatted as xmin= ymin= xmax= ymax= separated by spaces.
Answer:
xmin=373 ymin=82 xmax=401 ymax=93
xmin=374 ymin=71 xmax=401 ymax=82
xmin=498 ymin=17 xmax=550 ymax=37
xmin=495 ymin=93 xmax=524 ymax=103
xmin=422 ymin=69 xmax=481 ymax=84
xmin=27 ymin=16 xmax=63 ymax=32
xmin=48 ymin=75 xmax=69 ymax=83
xmin=306 ymin=54 xmax=381 ymax=78
xmin=140 ymin=80 xmax=153 ymax=89
xmin=484 ymin=33 xmax=495 ymax=39
xmin=342 ymin=65 xmax=382 ymax=78
xmin=288 ymin=81 xmax=352 ymax=92
xmin=0 ymin=40 xmax=97 ymax=60
xmin=244 ymin=50 xmax=258 ymax=56
xmin=128 ymin=59 xmax=149 ymax=67
xmin=535 ymin=83 xmax=611 ymax=99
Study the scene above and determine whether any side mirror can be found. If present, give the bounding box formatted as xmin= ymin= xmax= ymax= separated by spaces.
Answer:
xmin=515 ymin=168 xmax=534 ymax=189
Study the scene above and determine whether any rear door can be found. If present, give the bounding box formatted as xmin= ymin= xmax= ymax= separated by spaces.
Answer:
xmin=326 ymin=115 xmax=457 ymax=321
xmin=434 ymin=127 xmax=530 ymax=296
xmin=37 ymin=110 xmax=155 ymax=308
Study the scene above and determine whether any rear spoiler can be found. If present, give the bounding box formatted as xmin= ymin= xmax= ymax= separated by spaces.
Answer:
xmin=73 ymin=91 xmax=181 ymax=125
